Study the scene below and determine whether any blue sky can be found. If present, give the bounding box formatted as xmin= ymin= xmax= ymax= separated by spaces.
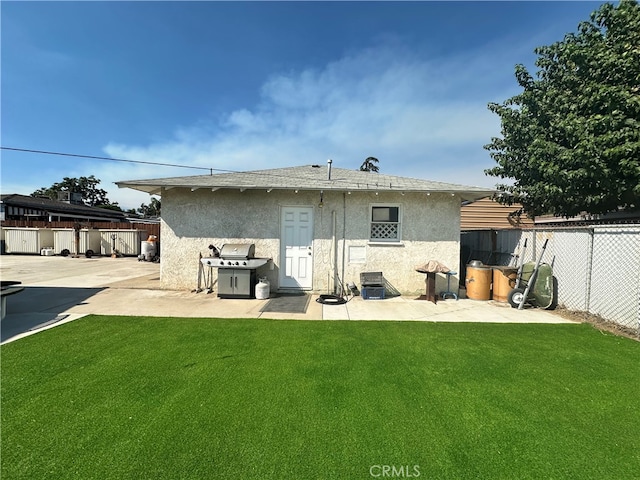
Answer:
xmin=1 ymin=1 xmax=601 ymax=210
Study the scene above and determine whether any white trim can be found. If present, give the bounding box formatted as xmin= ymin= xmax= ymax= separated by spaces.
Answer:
xmin=369 ymin=203 xmax=403 ymax=242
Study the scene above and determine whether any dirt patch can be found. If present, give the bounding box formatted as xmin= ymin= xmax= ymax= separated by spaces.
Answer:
xmin=553 ymin=307 xmax=639 ymax=342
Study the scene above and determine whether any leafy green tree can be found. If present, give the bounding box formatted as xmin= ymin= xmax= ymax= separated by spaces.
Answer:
xmin=360 ymin=157 xmax=380 ymax=173
xmin=485 ymin=0 xmax=640 ymax=218
xmin=137 ymin=197 xmax=161 ymax=217
xmin=98 ymin=203 xmax=124 ymax=212
xmin=32 ymin=175 xmax=112 ymax=207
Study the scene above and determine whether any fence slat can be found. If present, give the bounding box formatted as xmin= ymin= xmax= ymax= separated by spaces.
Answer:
xmin=0 ymin=220 xmax=160 ymax=239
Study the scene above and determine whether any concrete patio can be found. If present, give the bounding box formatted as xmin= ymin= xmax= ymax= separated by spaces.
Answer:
xmin=0 ymin=255 xmax=575 ymax=344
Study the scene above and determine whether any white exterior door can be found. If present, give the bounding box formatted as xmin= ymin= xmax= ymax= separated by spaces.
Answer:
xmin=280 ymin=206 xmax=314 ymax=289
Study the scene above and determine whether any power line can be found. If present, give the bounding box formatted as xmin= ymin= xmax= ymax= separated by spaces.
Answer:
xmin=2 ymin=145 xmax=392 ymax=190
xmin=1 ymin=146 xmax=221 ymax=174
xmin=1 ymin=145 xmax=312 ymax=183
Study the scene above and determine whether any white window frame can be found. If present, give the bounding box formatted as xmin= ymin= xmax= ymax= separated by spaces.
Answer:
xmin=369 ymin=203 xmax=402 ymax=243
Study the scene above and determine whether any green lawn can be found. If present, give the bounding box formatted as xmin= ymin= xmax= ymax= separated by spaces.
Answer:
xmin=2 ymin=316 xmax=639 ymax=479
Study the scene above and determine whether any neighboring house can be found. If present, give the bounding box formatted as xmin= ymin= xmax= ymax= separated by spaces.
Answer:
xmin=460 ymin=198 xmax=534 ymax=272
xmin=460 ymin=197 xmax=640 ymax=273
xmin=117 ymin=163 xmax=494 ymax=296
xmin=461 ymin=197 xmax=534 ymax=231
xmin=534 ymin=209 xmax=640 ymax=226
xmin=0 ymin=194 xmax=127 ymax=223
xmin=462 ymin=197 xmax=639 ymax=229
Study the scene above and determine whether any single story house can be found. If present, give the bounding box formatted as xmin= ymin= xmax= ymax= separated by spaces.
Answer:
xmin=117 ymin=163 xmax=495 ymax=296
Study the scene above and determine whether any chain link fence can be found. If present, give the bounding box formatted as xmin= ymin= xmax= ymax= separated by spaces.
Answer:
xmin=589 ymin=226 xmax=640 ymax=330
xmin=461 ymin=225 xmax=640 ymax=333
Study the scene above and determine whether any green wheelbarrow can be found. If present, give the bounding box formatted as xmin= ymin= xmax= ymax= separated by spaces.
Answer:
xmin=507 ymin=239 xmax=555 ymax=310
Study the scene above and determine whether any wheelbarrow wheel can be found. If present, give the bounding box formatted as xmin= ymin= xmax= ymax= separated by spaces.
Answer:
xmin=508 ymin=288 xmax=526 ymax=309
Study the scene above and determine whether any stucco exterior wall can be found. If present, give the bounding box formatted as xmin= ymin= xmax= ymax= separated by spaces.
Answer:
xmin=159 ymin=188 xmax=460 ymax=296
xmin=333 ymin=191 xmax=460 ymax=296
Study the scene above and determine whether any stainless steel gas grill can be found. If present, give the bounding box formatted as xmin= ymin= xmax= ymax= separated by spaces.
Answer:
xmin=201 ymin=243 xmax=270 ymax=298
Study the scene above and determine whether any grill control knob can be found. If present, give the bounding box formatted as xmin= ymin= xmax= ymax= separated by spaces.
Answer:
xmin=242 ymin=261 xmax=247 ymax=265
xmin=234 ymin=261 xmax=239 ymax=266
xmin=219 ymin=260 xmax=224 ymax=266
xmin=227 ymin=261 xmax=232 ymax=265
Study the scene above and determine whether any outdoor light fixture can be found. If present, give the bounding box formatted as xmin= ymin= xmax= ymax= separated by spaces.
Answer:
xmin=319 ymin=190 xmax=324 ymax=208
xmin=267 ymin=188 xmax=273 ymax=193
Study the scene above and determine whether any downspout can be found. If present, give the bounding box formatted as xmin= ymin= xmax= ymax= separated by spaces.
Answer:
xmin=341 ymin=192 xmax=347 ymax=296
xmin=329 ymin=158 xmax=336 ymax=293
xmin=332 ymin=210 xmax=337 ymax=294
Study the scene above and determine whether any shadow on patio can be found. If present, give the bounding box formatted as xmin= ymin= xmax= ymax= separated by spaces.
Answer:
xmin=1 ymin=286 xmax=103 ymax=343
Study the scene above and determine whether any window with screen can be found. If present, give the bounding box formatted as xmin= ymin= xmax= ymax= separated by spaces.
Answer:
xmin=370 ymin=205 xmax=401 ymax=242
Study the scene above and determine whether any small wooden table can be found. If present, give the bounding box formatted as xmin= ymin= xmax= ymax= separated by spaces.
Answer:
xmin=415 ymin=260 xmax=452 ymax=304
xmin=417 ymin=272 xmax=438 ymax=304
xmin=425 ymin=272 xmax=438 ymax=303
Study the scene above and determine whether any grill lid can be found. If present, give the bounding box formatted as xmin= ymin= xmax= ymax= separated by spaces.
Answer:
xmin=219 ymin=243 xmax=255 ymax=259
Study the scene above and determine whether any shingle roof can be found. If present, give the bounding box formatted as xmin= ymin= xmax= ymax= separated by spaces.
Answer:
xmin=117 ymin=164 xmax=495 ymax=202
xmin=0 ymin=194 xmax=126 ymax=220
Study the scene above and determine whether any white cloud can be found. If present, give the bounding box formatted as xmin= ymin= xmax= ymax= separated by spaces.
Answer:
xmin=105 ymin=42 xmax=509 ymax=206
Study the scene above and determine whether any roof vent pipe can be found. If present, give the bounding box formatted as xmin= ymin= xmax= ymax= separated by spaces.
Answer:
xmin=327 ymin=158 xmax=333 ymax=180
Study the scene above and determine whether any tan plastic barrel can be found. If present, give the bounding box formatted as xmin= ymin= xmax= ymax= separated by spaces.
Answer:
xmin=465 ymin=266 xmax=492 ymax=300
xmin=492 ymin=267 xmax=518 ymax=302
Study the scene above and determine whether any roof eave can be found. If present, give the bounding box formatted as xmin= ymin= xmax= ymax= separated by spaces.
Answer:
xmin=117 ymin=181 xmax=495 ymax=202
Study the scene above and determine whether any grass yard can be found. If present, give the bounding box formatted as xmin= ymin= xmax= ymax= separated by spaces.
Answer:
xmin=2 ymin=316 xmax=639 ymax=479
